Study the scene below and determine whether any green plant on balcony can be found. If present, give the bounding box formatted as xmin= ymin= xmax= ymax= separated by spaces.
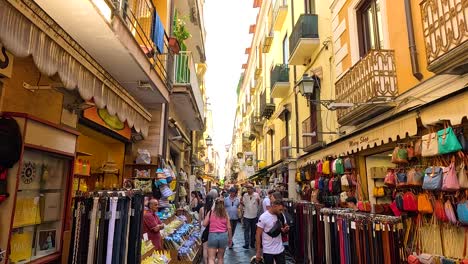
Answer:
xmin=173 ymin=12 xmax=191 ymax=51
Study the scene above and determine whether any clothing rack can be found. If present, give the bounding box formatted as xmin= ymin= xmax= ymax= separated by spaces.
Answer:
xmin=68 ymin=190 xmax=145 ymax=264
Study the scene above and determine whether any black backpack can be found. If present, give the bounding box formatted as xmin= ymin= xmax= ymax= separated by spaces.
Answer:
xmin=0 ymin=117 xmax=22 ymax=168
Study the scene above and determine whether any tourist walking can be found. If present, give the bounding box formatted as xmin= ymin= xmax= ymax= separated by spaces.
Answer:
xmin=202 ymin=197 xmax=232 ymax=264
xmin=200 ymin=190 xmax=218 ymax=264
xmin=255 ymin=199 xmax=289 ymax=264
xmin=241 ymin=184 xmax=260 ymax=249
xmin=224 ymin=187 xmax=240 ymax=249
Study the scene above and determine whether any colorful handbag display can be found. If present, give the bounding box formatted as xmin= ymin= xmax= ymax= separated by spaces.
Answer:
xmin=392 ymin=146 xmax=409 ymax=163
xmin=390 ymin=201 xmax=402 ymax=216
xmin=403 ymin=191 xmax=418 ymax=212
xmin=418 ymin=193 xmax=433 ymax=214
xmin=335 ymin=158 xmax=344 ymax=175
xmin=357 ymin=201 xmax=371 ymax=212
xmin=423 ymin=166 xmax=443 ymax=190
xmin=407 ymin=167 xmax=424 ymax=186
xmin=455 ymin=127 xmax=468 ymax=152
xmin=414 ymin=139 xmax=423 ymax=157
xmin=322 ymin=160 xmax=330 ymax=175
xmin=395 ymin=192 xmax=404 ymax=211
xmin=344 ymin=157 xmax=355 ymax=170
xmin=457 ymin=200 xmax=468 ymax=225
xmin=384 ymin=169 xmax=396 ymax=187
xmin=437 ymin=127 xmax=463 ymax=155
xmin=373 ymin=186 xmax=385 ymax=197
xmin=422 ymin=132 xmax=438 ymax=157
xmin=442 ymin=161 xmax=459 ymax=191
xmin=407 ymin=142 xmax=415 ymax=160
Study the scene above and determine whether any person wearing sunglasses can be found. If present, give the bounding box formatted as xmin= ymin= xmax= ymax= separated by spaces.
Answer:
xmin=224 ymin=187 xmax=240 ymax=249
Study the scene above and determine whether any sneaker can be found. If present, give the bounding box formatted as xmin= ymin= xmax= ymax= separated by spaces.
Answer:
xmin=242 ymin=245 xmax=249 ymax=249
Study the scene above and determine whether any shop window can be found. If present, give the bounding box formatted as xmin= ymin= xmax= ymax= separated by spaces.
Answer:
xmin=357 ymin=0 xmax=384 ymax=57
xmin=10 ymin=149 xmax=69 ymax=263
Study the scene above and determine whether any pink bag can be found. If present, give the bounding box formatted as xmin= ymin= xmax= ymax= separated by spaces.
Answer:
xmin=445 ymin=200 xmax=458 ymax=224
xmin=384 ymin=169 xmax=396 ymax=187
xmin=442 ymin=161 xmax=460 ymax=191
xmin=317 ymin=160 xmax=323 ymax=174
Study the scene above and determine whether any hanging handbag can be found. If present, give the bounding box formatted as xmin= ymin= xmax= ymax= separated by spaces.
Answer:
xmin=408 ymin=255 xmax=420 ymax=264
xmin=296 ymin=170 xmax=302 ymax=182
xmin=384 ymin=169 xmax=396 ymax=187
xmin=422 ymin=132 xmax=438 ymax=157
xmin=317 ymin=160 xmax=323 ymax=174
xmin=332 ymin=177 xmax=341 ymax=194
xmin=403 ymin=191 xmax=418 ymax=212
xmin=373 ymin=186 xmax=385 ymax=197
xmin=407 ymin=167 xmax=424 ymax=186
xmin=438 ymin=127 xmax=463 ymax=155
xmin=357 ymin=201 xmax=371 ymax=212
xmin=340 ymin=191 xmax=348 ymax=203
xmin=414 ymin=139 xmax=423 ymax=157
xmin=417 ymin=193 xmax=433 ymax=214
xmin=442 ymin=160 xmax=460 ymax=191
xmin=408 ymin=142 xmax=416 ymax=160
xmin=390 ymin=201 xmax=402 ymax=216
xmin=341 ymin=174 xmax=349 ymax=188
xmin=323 ymin=160 xmax=330 ymax=175
xmin=455 ymin=127 xmax=468 ymax=152
xmin=457 ymin=200 xmax=468 ymax=225
xmin=458 ymin=162 xmax=468 ymax=189
xmin=201 ymin=211 xmax=211 ymax=242
xmin=434 ymin=198 xmax=448 ymax=222
xmin=395 ymin=192 xmax=404 ymax=211
xmin=423 ymin=166 xmax=443 ymax=190
xmin=392 ymin=146 xmax=409 ymax=164
xmin=397 ymin=169 xmax=408 ymax=187
xmin=335 ymin=158 xmax=345 ymax=175
xmin=445 ymin=200 xmax=458 ymax=224
xmin=344 ymin=157 xmax=355 ymax=170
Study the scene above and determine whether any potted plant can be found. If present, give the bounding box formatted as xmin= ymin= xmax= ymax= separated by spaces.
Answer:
xmin=172 ymin=12 xmax=191 ymax=51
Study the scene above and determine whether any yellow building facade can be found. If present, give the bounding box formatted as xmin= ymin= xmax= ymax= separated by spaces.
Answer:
xmin=230 ymin=0 xmax=468 ymax=201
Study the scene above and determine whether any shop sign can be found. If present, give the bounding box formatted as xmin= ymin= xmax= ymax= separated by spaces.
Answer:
xmin=84 ymin=107 xmax=131 ymax=140
xmin=0 ymin=45 xmax=14 ymax=78
xmin=348 ymin=135 xmax=380 ymax=150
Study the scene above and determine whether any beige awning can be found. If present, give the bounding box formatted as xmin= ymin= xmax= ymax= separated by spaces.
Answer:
xmin=298 ymin=113 xmax=418 ymax=166
xmin=420 ymin=91 xmax=468 ymax=126
xmin=0 ymin=0 xmax=151 ymax=137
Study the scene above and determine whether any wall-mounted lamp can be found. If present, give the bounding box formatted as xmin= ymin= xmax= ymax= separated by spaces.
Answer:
xmin=205 ymin=136 xmax=213 ymax=147
xmin=297 ymin=74 xmax=320 ymax=101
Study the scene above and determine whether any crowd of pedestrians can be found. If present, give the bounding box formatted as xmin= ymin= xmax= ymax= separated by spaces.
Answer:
xmin=195 ymin=183 xmax=290 ymax=264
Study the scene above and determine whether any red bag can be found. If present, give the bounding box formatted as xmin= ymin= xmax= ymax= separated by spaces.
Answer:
xmin=434 ymin=198 xmax=448 ymax=222
xmin=403 ymin=191 xmax=418 ymax=211
xmin=407 ymin=255 xmax=420 ymax=264
xmin=390 ymin=201 xmax=402 ymax=216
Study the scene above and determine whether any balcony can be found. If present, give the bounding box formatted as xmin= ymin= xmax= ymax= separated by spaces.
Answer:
xmin=272 ymin=0 xmax=288 ymax=31
xmin=289 ymin=14 xmax=320 ymax=65
xmin=335 ymin=50 xmax=398 ymax=126
xmin=263 ymin=31 xmax=274 ymax=53
xmin=420 ymin=0 xmax=468 ymax=74
xmin=35 ymin=0 xmax=172 ymax=106
xmin=270 ymin=64 xmax=290 ymax=98
xmin=302 ymin=116 xmax=323 ymax=152
xmin=260 ymin=91 xmax=275 ymax=119
xmin=250 ymin=115 xmax=264 ymax=133
xmin=280 ymin=136 xmax=290 ymax=160
xmin=172 ymin=51 xmax=205 ymax=130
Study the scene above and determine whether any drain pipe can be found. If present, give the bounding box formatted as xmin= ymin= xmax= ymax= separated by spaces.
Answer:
xmin=291 ymin=0 xmax=300 ymax=155
xmin=404 ymin=0 xmax=423 ymax=80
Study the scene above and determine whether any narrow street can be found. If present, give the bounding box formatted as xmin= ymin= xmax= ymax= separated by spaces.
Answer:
xmin=224 ymin=224 xmax=256 ymax=264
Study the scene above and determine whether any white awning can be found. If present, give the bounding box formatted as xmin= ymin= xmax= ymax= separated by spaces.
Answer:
xmin=420 ymin=90 xmax=468 ymax=126
xmin=0 ymin=0 xmax=150 ymax=137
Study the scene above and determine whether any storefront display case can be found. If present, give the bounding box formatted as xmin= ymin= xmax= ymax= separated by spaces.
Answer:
xmin=0 ymin=113 xmax=78 ymax=264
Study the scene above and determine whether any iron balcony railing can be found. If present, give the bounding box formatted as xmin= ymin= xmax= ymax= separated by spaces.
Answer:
xmin=335 ymin=49 xmax=398 ymax=123
xmin=289 ymin=14 xmax=319 ymax=56
xmin=114 ymin=0 xmax=173 ymax=87
xmin=270 ymin=64 xmax=290 ymax=87
xmin=420 ymin=0 xmax=468 ymax=65
xmin=259 ymin=90 xmax=275 ymax=119
xmin=302 ymin=116 xmax=318 ymax=149
xmin=173 ymin=51 xmax=204 ymax=119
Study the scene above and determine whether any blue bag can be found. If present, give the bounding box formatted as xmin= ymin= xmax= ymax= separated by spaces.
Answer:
xmin=422 ymin=166 xmax=443 ymax=190
xmin=457 ymin=201 xmax=468 ymax=225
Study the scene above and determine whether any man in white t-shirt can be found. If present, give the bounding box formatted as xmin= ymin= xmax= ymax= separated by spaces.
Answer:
xmin=255 ymin=199 xmax=288 ymax=264
xmin=262 ymin=190 xmax=275 ymax=212
xmin=241 ymin=184 xmax=260 ymax=249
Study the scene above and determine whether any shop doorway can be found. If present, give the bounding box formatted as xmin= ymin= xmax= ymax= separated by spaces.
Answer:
xmin=365 ymin=150 xmax=394 ymax=205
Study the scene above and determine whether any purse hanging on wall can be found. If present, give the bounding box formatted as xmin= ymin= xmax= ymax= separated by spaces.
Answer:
xmin=422 ymin=131 xmax=439 ymax=157
xmin=438 ymin=126 xmax=463 ymax=155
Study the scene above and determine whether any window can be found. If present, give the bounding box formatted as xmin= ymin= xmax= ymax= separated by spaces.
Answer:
xmin=282 ymin=34 xmax=289 ymax=64
xmin=304 ymin=0 xmax=316 ymax=14
xmin=357 ymin=0 xmax=384 ymax=57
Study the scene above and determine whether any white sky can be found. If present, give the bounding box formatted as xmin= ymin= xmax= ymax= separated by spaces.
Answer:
xmin=204 ymin=0 xmax=258 ymax=178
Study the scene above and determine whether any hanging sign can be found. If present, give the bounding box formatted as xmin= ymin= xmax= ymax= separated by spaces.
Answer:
xmin=0 ymin=45 xmax=14 ymax=78
xmin=83 ymin=107 xmax=131 ymax=140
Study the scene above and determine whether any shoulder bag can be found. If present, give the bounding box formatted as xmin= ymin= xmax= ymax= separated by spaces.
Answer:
xmin=438 ymin=127 xmax=462 ymax=155
xmin=403 ymin=191 xmax=418 ymax=212
xmin=384 ymin=169 xmax=396 ymax=187
xmin=434 ymin=196 xmax=448 ymax=222
xmin=457 ymin=200 xmax=468 ymax=225
xmin=442 ymin=160 xmax=459 ymax=191
xmin=397 ymin=169 xmax=408 ymax=187
xmin=421 ymin=132 xmax=438 ymax=157
xmin=392 ymin=146 xmax=409 ymax=164
xmin=417 ymin=193 xmax=433 ymax=214
xmin=458 ymin=162 xmax=468 ymax=189
xmin=445 ymin=200 xmax=458 ymax=224
xmin=407 ymin=167 xmax=424 ymax=186
xmin=422 ymin=166 xmax=443 ymax=190
xmin=201 ymin=211 xmax=212 ymax=242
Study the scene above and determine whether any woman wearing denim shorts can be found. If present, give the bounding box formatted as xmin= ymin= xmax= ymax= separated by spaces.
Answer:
xmin=202 ymin=197 xmax=232 ymax=264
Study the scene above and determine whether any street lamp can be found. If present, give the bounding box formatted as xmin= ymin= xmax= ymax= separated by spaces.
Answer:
xmin=205 ymin=136 xmax=213 ymax=147
xmin=297 ymin=74 xmax=320 ymax=101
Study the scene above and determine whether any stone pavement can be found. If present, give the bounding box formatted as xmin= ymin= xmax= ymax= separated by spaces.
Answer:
xmin=224 ymin=222 xmax=256 ymax=264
